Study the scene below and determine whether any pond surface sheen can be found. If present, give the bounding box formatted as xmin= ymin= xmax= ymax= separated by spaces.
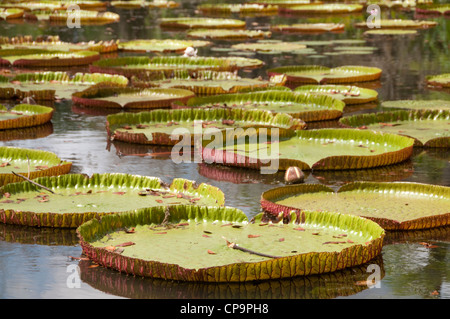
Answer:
xmin=0 ymin=0 xmax=449 ymax=299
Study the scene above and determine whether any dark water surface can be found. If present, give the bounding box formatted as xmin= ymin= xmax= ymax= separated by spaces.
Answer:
xmin=0 ymin=1 xmax=449 ymax=299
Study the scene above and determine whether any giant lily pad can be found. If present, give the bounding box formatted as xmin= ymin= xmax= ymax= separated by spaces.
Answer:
xmin=197 ymin=3 xmax=278 ymax=15
xmin=363 ymin=29 xmax=418 ymax=37
xmin=160 ymin=17 xmax=246 ymax=29
xmin=231 ymin=41 xmax=308 ymax=54
xmin=247 ymin=0 xmax=318 ymax=7
xmin=178 ymin=91 xmax=346 ymax=122
xmin=260 ymin=182 xmax=450 ymax=230
xmin=89 ymin=56 xmax=235 ymax=79
xmin=202 ymin=128 xmax=414 ymax=171
xmin=0 ymin=173 xmax=225 ymax=228
xmin=0 ymin=104 xmax=53 ymax=130
xmin=72 ymin=86 xmax=195 ymax=110
xmin=271 ymin=23 xmax=345 ymax=33
xmin=45 ymin=10 xmax=120 ymax=25
xmin=416 ymin=4 xmax=450 ymax=15
xmin=0 ymin=48 xmax=100 ymax=67
xmin=381 ymin=99 xmax=450 ymax=110
xmin=0 ymin=146 xmax=72 ymax=186
xmin=0 ymin=0 xmax=107 ymax=11
xmin=294 ymin=85 xmax=378 ymax=105
xmin=187 ymin=29 xmax=271 ymax=40
xmin=279 ymin=4 xmax=363 ymax=14
xmin=0 ymin=35 xmax=119 ymax=54
xmin=118 ymin=39 xmax=201 ymax=53
xmin=132 ymin=70 xmax=286 ymax=95
xmin=267 ymin=65 xmax=382 ymax=86
xmin=110 ymin=0 xmax=179 ymax=9
xmin=426 ymin=73 xmax=450 ymax=88
xmin=0 ymin=72 xmax=129 ymax=100
xmin=76 ymin=205 xmax=384 ymax=282
xmin=355 ymin=19 xmax=437 ymax=29
xmin=106 ymin=108 xmax=306 ymax=145
xmin=0 ymin=8 xmax=24 ymax=19
xmin=339 ymin=110 xmax=450 ymax=147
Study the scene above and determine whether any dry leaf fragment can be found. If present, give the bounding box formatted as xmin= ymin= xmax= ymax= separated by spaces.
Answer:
xmin=116 ymin=242 xmax=135 ymax=247
xmin=294 ymin=227 xmax=305 ymax=231
xmin=207 ymin=249 xmax=216 ymax=254
xmin=248 ymin=234 xmax=261 ymax=238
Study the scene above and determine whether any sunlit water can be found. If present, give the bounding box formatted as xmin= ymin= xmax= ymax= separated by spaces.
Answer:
xmin=0 ymin=0 xmax=449 ymax=299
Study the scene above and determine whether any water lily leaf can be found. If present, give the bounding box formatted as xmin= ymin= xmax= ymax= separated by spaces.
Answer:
xmin=231 ymin=41 xmax=308 ymax=53
xmin=197 ymin=3 xmax=278 ymax=16
xmin=0 ymin=71 xmax=129 ymax=100
xmin=0 ymin=48 xmax=100 ymax=67
xmin=0 ymin=146 xmax=72 ymax=186
xmin=381 ymin=99 xmax=450 ymax=110
xmin=77 ymin=205 xmax=384 ymax=282
xmin=132 ymin=70 xmax=286 ymax=95
xmin=339 ymin=109 xmax=450 ymax=147
xmin=118 ymin=39 xmax=202 ymax=53
xmin=271 ymin=23 xmax=345 ymax=33
xmin=0 ymin=0 xmax=107 ymax=11
xmin=72 ymin=86 xmax=195 ymax=109
xmin=0 ymin=104 xmax=53 ymax=129
xmin=110 ymin=0 xmax=179 ymax=9
xmin=364 ymin=29 xmax=418 ymax=36
xmin=279 ymin=3 xmax=363 ymax=14
xmin=0 ymin=8 xmax=24 ymax=20
xmin=178 ymin=91 xmax=345 ymax=122
xmin=294 ymin=85 xmax=378 ymax=105
xmin=247 ymin=0 xmax=318 ymax=8
xmin=187 ymin=29 xmax=271 ymax=40
xmin=426 ymin=73 xmax=450 ymax=88
xmin=25 ymin=9 xmax=120 ymax=25
xmin=267 ymin=65 xmax=382 ymax=86
xmin=160 ymin=17 xmax=246 ymax=29
xmin=202 ymin=128 xmax=414 ymax=171
xmin=355 ymin=19 xmax=438 ymax=29
xmin=106 ymin=108 xmax=306 ymax=145
xmin=416 ymin=4 xmax=450 ymax=15
xmin=261 ymin=182 xmax=450 ymax=230
xmin=0 ymin=173 xmax=225 ymax=227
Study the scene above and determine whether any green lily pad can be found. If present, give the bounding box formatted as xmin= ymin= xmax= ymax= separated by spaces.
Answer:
xmin=160 ymin=17 xmax=246 ymax=29
xmin=261 ymin=182 xmax=450 ymax=230
xmin=0 ymin=104 xmax=54 ymax=130
xmin=0 ymin=72 xmax=129 ymax=100
xmin=89 ymin=56 xmax=259 ymax=79
xmin=355 ymin=19 xmax=438 ymax=29
xmin=118 ymin=39 xmax=200 ymax=53
xmin=187 ymin=29 xmax=271 ymax=40
xmin=202 ymin=128 xmax=414 ymax=171
xmin=0 ymin=173 xmax=225 ymax=228
xmin=0 ymin=146 xmax=72 ymax=186
xmin=416 ymin=4 xmax=450 ymax=15
xmin=267 ymin=65 xmax=382 ymax=86
xmin=0 ymin=35 xmax=119 ymax=54
xmin=364 ymin=29 xmax=418 ymax=36
xmin=0 ymin=8 xmax=24 ymax=19
xmin=339 ymin=109 xmax=450 ymax=147
xmin=0 ymin=0 xmax=107 ymax=11
xmin=427 ymin=73 xmax=450 ymax=88
xmin=46 ymin=10 xmax=120 ymax=25
xmin=110 ymin=0 xmax=179 ymax=9
xmin=178 ymin=91 xmax=345 ymax=122
xmin=231 ymin=41 xmax=308 ymax=53
xmin=279 ymin=4 xmax=363 ymax=14
xmin=271 ymin=23 xmax=345 ymax=33
xmin=77 ymin=205 xmax=384 ymax=282
xmin=197 ymin=3 xmax=278 ymax=15
xmin=106 ymin=108 xmax=306 ymax=145
xmin=72 ymin=86 xmax=196 ymax=110
xmin=0 ymin=48 xmax=100 ymax=67
xmin=247 ymin=0 xmax=317 ymax=7
xmin=294 ymin=85 xmax=378 ymax=105
xmin=132 ymin=70 xmax=286 ymax=95
xmin=381 ymin=99 xmax=450 ymax=110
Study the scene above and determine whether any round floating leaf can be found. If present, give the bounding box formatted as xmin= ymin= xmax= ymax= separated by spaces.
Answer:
xmin=197 ymin=3 xmax=278 ymax=15
xmin=178 ymin=91 xmax=345 ymax=122
xmin=271 ymin=23 xmax=345 ymax=33
xmin=339 ymin=109 xmax=450 ymax=148
xmin=364 ymin=29 xmax=418 ymax=36
xmin=47 ymin=10 xmax=120 ymax=25
xmin=231 ymin=41 xmax=308 ymax=53
xmin=267 ymin=65 xmax=382 ymax=86
xmin=110 ymin=0 xmax=179 ymax=9
xmin=0 ymin=71 xmax=129 ymax=100
xmin=106 ymin=108 xmax=306 ymax=145
xmin=160 ymin=17 xmax=246 ymax=29
xmin=0 ymin=146 xmax=72 ymax=186
xmin=133 ymin=70 xmax=286 ymax=95
xmin=118 ymin=39 xmax=199 ymax=53
xmin=426 ymin=73 xmax=450 ymax=88
xmin=0 ymin=173 xmax=225 ymax=228
xmin=355 ymin=19 xmax=438 ymax=29
xmin=279 ymin=4 xmax=363 ymax=14
xmin=0 ymin=48 xmax=100 ymax=67
xmin=0 ymin=104 xmax=53 ymax=130
xmin=247 ymin=0 xmax=318 ymax=8
xmin=261 ymin=182 xmax=450 ymax=230
xmin=187 ymin=29 xmax=271 ymax=40
xmin=381 ymin=99 xmax=450 ymax=110
xmin=0 ymin=8 xmax=24 ymax=20
xmin=416 ymin=4 xmax=450 ymax=15
xmin=294 ymin=85 xmax=378 ymax=105
xmin=72 ymin=86 xmax=196 ymax=110
xmin=0 ymin=0 xmax=107 ymax=11
xmin=77 ymin=205 xmax=384 ymax=282
xmin=202 ymin=128 xmax=414 ymax=171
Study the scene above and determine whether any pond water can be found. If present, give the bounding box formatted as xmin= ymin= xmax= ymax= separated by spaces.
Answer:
xmin=0 ymin=0 xmax=449 ymax=300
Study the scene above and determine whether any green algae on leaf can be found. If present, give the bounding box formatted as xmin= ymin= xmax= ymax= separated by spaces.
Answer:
xmin=76 ymin=205 xmax=384 ymax=282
